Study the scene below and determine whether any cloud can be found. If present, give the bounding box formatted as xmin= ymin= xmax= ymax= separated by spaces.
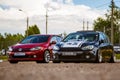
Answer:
xmin=64 ymin=0 xmax=74 ymax=5
xmin=0 ymin=0 xmax=105 ymax=35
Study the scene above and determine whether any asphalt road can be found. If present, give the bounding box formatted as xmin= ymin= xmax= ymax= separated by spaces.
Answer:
xmin=0 ymin=61 xmax=120 ymax=80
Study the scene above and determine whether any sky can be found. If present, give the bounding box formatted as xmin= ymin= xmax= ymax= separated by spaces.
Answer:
xmin=0 ymin=0 xmax=120 ymax=35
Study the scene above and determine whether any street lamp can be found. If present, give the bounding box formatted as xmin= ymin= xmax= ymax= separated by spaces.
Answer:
xmin=19 ymin=9 xmax=29 ymax=36
xmin=44 ymin=2 xmax=49 ymax=34
xmin=44 ymin=1 xmax=61 ymax=34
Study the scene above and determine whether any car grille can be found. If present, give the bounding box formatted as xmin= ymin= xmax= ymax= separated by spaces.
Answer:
xmin=13 ymin=48 xmax=30 ymax=52
xmin=12 ymin=55 xmax=34 ymax=58
xmin=59 ymin=47 xmax=82 ymax=52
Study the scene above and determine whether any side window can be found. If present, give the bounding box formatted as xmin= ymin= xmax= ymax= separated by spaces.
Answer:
xmin=100 ymin=32 xmax=110 ymax=43
xmin=50 ymin=36 xmax=62 ymax=43
xmin=102 ymin=33 xmax=110 ymax=43
xmin=50 ymin=36 xmax=57 ymax=43
xmin=99 ymin=34 xmax=105 ymax=42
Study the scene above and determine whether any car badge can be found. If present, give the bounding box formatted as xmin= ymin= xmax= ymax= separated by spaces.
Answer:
xmin=18 ymin=48 xmax=22 ymax=51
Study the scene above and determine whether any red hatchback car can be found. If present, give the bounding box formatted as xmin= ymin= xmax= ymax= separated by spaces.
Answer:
xmin=8 ymin=34 xmax=62 ymax=63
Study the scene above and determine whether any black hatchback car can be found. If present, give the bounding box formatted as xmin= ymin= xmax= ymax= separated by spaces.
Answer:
xmin=52 ymin=31 xmax=115 ymax=63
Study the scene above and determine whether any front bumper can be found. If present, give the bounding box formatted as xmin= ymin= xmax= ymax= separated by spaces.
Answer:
xmin=53 ymin=51 xmax=96 ymax=62
xmin=8 ymin=51 xmax=44 ymax=61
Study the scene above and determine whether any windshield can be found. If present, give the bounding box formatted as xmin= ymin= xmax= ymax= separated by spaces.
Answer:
xmin=20 ymin=35 xmax=50 ymax=44
xmin=63 ymin=33 xmax=98 ymax=42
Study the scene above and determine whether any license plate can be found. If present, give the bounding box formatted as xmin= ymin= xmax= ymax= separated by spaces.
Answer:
xmin=62 ymin=52 xmax=76 ymax=56
xmin=14 ymin=52 xmax=25 ymax=56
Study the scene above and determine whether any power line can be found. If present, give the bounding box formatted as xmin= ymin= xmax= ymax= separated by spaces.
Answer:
xmin=95 ymin=2 xmax=110 ymax=8
xmin=95 ymin=1 xmax=120 ymax=9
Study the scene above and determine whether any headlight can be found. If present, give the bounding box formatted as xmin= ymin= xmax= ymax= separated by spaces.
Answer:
xmin=81 ymin=45 xmax=94 ymax=50
xmin=8 ymin=47 xmax=13 ymax=52
xmin=30 ymin=46 xmax=42 ymax=51
xmin=53 ymin=45 xmax=59 ymax=51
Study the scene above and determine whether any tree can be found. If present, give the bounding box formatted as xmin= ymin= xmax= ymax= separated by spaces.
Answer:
xmin=93 ymin=4 xmax=120 ymax=44
xmin=0 ymin=33 xmax=4 ymax=50
xmin=25 ymin=24 xmax=40 ymax=36
xmin=0 ymin=33 xmax=24 ymax=51
xmin=0 ymin=24 xmax=40 ymax=51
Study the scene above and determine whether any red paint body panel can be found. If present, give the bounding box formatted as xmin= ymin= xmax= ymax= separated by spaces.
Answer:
xmin=8 ymin=34 xmax=59 ymax=62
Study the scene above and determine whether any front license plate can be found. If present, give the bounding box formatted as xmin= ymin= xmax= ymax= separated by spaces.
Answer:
xmin=14 ymin=52 xmax=25 ymax=56
xmin=62 ymin=52 xmax=76 ymax=56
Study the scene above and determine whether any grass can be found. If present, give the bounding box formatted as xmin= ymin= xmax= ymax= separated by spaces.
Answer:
xmin=116 ymin=54 xmax=120 ymax=59
xmin=0 ymin=54 xmax=120 ymax=61
xmin=0 ymin=55 xmax=8 ymax=61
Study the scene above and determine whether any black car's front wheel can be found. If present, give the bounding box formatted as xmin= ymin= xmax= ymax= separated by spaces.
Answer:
xmin=53 ymin=54 xmax=61 ymax=63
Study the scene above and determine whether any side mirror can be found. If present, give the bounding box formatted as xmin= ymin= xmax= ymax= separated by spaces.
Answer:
xmin=99 ymin=39 xmax=104 ymax=45
xmin=50 ymin=41 xmax=56 ymax=44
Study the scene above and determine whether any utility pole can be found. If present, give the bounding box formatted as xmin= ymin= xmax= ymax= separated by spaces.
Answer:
xmin=83 ymin=20 xmax=85 ymax=31
xmin=111 ymin=0 xmax=114 ymax=44
xmin=19 ymin=9 xmax=29 ymax=36
xmin=104 ymin=26 xmax=106 ymax=33
xmin=46 ymin=9 xmax=48 ymax=34
xmin=26 ymin=16 xmax=29 ymax=36
xmin=87 ymin=21 xmax=89 ymax=30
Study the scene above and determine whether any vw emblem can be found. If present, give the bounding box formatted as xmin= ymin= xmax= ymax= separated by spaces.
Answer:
xmin=18 ymin=48 xmax=22 ymax=51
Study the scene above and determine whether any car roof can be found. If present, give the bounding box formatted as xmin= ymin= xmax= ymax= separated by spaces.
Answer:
xmin=28 ymin=34 xmax=61 ymax=37
xmin=70 ymin=30 xmax=101 ymax=34
xmin=77 ymin=30 xmax=99 ymax=33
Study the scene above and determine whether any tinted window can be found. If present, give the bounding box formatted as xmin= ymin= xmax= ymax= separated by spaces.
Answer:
xmin=50 ymin=36 xmax=62 ymax=43
xmin=20 ymin=35 xmax=50 ymax=44
xmin=63 ymin=33 xmax=98 ymax=42
xmin=63 ymin=33 xmax=84 ymax=42
xmin=50 ymin=36 xmax=57 ymax=43
xmin=99 ymin=33 xmax=104 ymax=42
xmin=102 ymin=33 xmax=110 ymax=43
xmin=85 ymin=34 xmax=98 ymax=42
xmin=99 ymin=33 xmax=110 ymax=43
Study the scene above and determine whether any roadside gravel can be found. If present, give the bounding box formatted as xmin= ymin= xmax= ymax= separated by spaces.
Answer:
xmin=0 ymin=61 xmax=120 ymax=80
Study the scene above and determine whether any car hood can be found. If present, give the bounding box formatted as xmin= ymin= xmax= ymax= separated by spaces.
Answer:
xmin=58 ymin=40 xmax=95 ymax=48
xmin=11 ymin=43 xmax=47 ymax=49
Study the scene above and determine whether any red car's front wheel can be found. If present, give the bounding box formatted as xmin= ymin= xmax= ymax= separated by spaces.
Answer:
xmin=44 ymin=51 xmax=50 ymax=63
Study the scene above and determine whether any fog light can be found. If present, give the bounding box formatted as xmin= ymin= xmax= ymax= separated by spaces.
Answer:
xmin=33 ymin=55 xmax=37 ymax=58
xmin=86 ymin=55 xmax=90 ymax=59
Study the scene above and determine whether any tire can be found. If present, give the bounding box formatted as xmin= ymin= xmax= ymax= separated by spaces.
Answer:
xmin=95 ymin=50 xmax=102 ymax=63
xmin=43 ymin=51 xmax=50 ymax=63
xmin=36 ymin=61 xmax=43 ymax=63
xmin=53 ymin=60 xmax=61 ymax=63
xmin=9 ymin=61 xmax=18 ymax=64
xmin=109 ymin=52 xmax=116 ymax=63
xmin=52 ymin=54 xmax=61 ymax=63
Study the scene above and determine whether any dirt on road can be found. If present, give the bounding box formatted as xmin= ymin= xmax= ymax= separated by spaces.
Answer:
xmin=0 ymin=61 xmax=120 ymax=80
